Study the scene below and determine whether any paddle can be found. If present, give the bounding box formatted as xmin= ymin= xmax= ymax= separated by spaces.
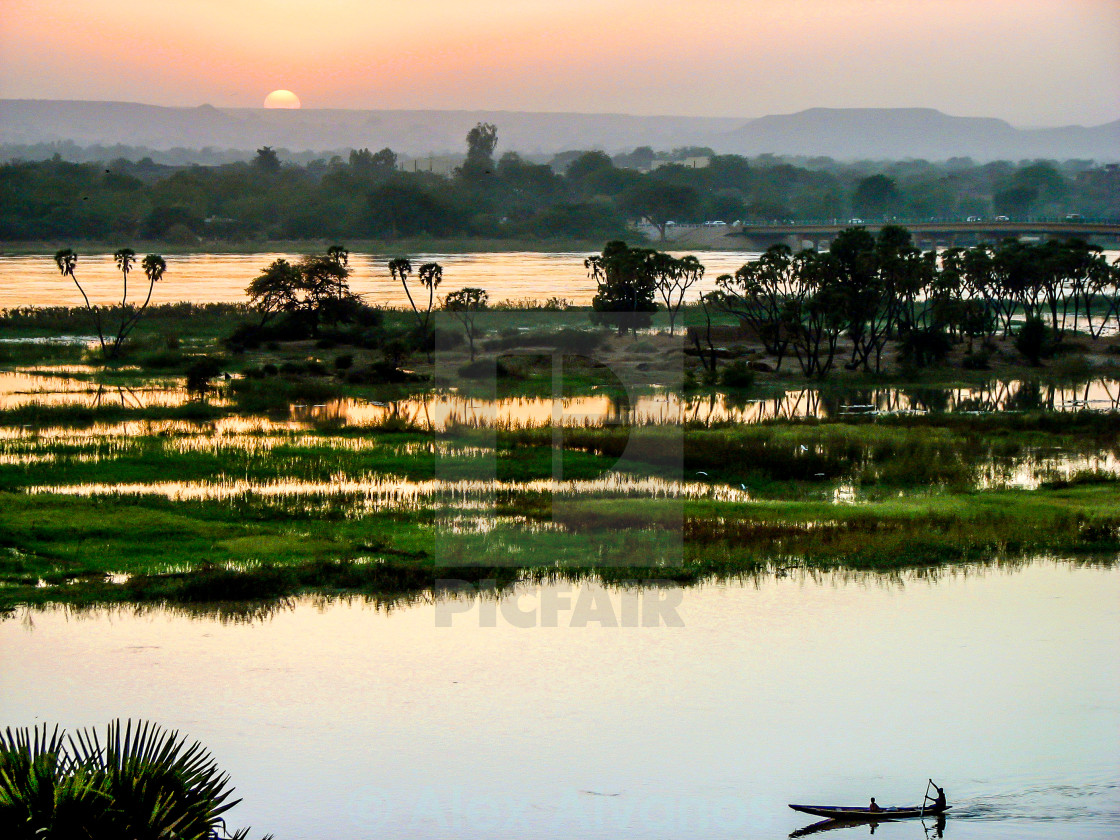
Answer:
xmin=920 ymin=779 xmax=935 ymax=816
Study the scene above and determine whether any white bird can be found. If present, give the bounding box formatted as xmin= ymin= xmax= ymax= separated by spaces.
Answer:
xmin=696 ymin=471 xmax=708 ymax=476
xmin=799 ymin=445 xmax=808 ymax=452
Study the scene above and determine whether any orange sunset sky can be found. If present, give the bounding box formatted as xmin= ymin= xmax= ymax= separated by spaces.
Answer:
xmin=1 ymin=0 xmax=1117 ymax=125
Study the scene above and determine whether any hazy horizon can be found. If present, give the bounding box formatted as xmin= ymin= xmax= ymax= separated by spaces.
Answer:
xmin=2 ymin=0 xmax=1117 ymax=128
xmin=2 ymin=98 xmax=1118 ymax=131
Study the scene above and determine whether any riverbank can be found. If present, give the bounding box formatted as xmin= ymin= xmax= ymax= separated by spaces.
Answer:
xmin=0 ymin=236 xmax=625 ymax=257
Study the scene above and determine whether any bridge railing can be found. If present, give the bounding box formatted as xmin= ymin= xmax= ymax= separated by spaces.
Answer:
xmin=734 ymin=217 xmax=1118 ymax=228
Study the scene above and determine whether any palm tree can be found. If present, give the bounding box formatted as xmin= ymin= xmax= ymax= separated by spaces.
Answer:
xmin=112 ymin=248 xmax=136 ymax=351
xmin=110 ymin=254 xmax=165 ymax=357
xmin=417 ymin=262 xmax=443 ymax=333
xmin=389 ymin=257 xmax=419 ymax=326
xmin=113 ymin=247 xmax=136 ymax=306
xmin=0 ymin=719 xmax=270 ymax=839
xmin=53 ymin=248 xmax=106 ymax=353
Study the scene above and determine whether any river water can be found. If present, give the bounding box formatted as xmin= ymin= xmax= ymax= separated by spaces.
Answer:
xmin=2 ymin=249 xmax=1118 ymax=311
xmin=0 ymin=251 xmax=764 ymax=309
xmin=2 ymin=560 xmax=1117 ymax=840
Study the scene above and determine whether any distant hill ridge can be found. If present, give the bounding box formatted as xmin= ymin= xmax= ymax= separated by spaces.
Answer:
xmin=1 ymin=99 xmax=1117 ymax=162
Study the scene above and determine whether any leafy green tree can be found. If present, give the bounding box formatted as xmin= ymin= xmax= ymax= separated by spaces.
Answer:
xmin=366 ymin=179 xmax=462 ymax=237
xmin=586 ymin=240 xmax=660 ymax=335
xmin=1014 ymin=162 xmax=1066 ymax=205
xmin=525 ymin=202 xmax=626 ymax=240
xmin=622 ymin=181 xmax=699 ymax=241
xmin=459 ymin=122 xmax=499 ymax=180
xmin=389 ymin=257 xmax=442 ymax=339
xmin=417 ymin=262 xmax=444 ymax=334
xmin=784 ymin=251 xmax=848 ymax=378
xmin=253 ymin=146 xmax=281 ymax=173
xmin=246 ymin=252 xmax=348 ymax=335
xmin=247 ymin=258 xmax=305 ymax=323
xmin=113 ymin=248 xmax=135 ymax=307
xmin=993 ymin=185 xmax=1037 ymax=218
xmin=349 ymin=147 xmax=397 ymax=176
xmin=613 ymin=146 xmax=655 ymax=171
xmin=655 ymin=254 xmax=704 ymax=335
xmin=852 ymin=174 xmax=901 ymax=218
xmin=565 ymin=151 xmax=614 ymax=183
xmin=109 ymin=248 xmax=136 ymax=354
xmin=443 ymin=287 xmax=488 ymax=359
xmin=326 ymin=244 xmax=349 ymax=298
xmin=717 ymin=244 xmax=797 ymax=370
xmin=111 ymin=252 xmax=166 ymax=358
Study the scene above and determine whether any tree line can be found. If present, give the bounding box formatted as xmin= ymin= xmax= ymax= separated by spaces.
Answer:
xmin=2 ymin=124 xmax=1116 ymax=242
xmin=235 ymin=229 xmax=1119 ymax=384
xmin=589 ymin=230 xmax=1120 ymax=378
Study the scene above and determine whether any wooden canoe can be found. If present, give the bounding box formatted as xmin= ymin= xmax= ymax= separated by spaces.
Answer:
xmin=789 ymin=803 xmax=949 ymax=820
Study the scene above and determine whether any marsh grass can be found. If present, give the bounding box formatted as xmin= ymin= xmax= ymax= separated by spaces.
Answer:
xmin=3 ymin=480 xmax=1118 ymax=609
xmin=0 ymin=303 xmax=253 ymax=339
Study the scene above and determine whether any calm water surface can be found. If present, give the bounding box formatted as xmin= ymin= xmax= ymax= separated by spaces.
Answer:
xmin=2 ymin=561 xmax=1117 ymax=839
xmin=0 ymin=251 xmax=764 ymax=309
xmin=3 ymin=249 xmax=1118 ymax=310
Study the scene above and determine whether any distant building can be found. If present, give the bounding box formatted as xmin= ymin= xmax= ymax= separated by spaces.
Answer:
xmin=398 ymin=155 xmax=463 ymax=176
xmin=651 ymin=156 xmax=711 ymax=170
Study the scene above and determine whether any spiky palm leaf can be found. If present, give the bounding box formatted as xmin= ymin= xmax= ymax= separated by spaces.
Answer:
xmin=68 ymin=719 xmax=241 ymax=839
xmin=0 ymin=724 xmax=107 ymax=839
xmin=1 ymin=720 xmax=257 ymax=840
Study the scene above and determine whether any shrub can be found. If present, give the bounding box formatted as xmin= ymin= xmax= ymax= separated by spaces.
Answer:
xmin=481 ymin=328 xmax=605 ymax=355
xmin=720 ymin=360 xmax=755 ymax=388
xmin=185 ymin=356 xmax=225 ymax=394
xmin=433 ymin=327 xmax=465 ymax=350
xmin=457 ymin=359 xmax=517 ymax=380
xmin=345 ymin=362 xmax=423 ymax=385
xmin=135 ymin=349 xmax=186 ymax=370
xmin=961 ymin=349 xmax=991 ymax=370
xmin=334 ymin=354 xmax=354 ymax=370
xmin=1015 ymin=317 xmax=1053 ymax=366
xmin=899 ymin=328 xmax=952 ymax=368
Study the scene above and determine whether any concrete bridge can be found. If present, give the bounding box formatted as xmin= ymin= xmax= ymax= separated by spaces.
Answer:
xmin=722 ymin=220 xmax=1120 ymax=251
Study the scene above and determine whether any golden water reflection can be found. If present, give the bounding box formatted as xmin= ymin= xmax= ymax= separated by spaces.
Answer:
xmin=0 ymin=369 xmax=229 ymax=410
xmin=297 ymin=378 xmax=1120 ymax=430
xmin=28 ymin=473 xmax=752 ymax=508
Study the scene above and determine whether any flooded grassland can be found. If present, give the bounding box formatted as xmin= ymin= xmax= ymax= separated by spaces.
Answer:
xmin=1 ymin=310 xmax=1118 ymax=610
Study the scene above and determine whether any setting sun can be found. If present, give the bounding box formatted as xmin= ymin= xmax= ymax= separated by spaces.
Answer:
xmin=263 ymin=89 xmax=300 ymax=109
